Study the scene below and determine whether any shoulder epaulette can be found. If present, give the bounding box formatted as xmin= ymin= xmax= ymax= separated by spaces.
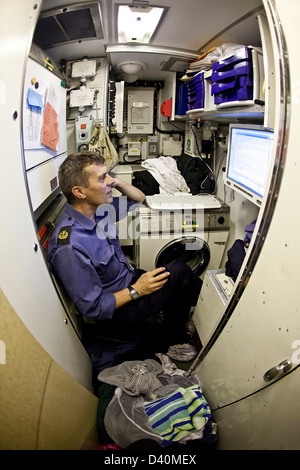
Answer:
xmin=57 ymin=226 xmax=72 ymax=245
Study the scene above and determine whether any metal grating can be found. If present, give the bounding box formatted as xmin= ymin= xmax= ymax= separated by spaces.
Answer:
xmin=33 ymin=2 xmax=104 ymax=49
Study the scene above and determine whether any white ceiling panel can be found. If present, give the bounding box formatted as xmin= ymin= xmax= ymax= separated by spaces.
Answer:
xmin=36 ymin=0 xmax=264 ymax=81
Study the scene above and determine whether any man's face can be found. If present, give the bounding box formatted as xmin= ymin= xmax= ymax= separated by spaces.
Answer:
xmin=82 ymin=163 xmax=114 ymax=207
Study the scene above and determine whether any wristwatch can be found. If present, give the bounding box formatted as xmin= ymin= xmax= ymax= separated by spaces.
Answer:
xmin=128 ymin=285 xmax=139 ymax=300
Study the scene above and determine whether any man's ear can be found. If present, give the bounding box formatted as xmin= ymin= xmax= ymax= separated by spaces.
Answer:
xmin=72 ymin=186 xmax=86 ymax=200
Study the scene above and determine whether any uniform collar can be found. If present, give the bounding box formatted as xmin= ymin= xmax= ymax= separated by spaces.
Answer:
xmin=65 ymin=203 xmax=97 ymax=230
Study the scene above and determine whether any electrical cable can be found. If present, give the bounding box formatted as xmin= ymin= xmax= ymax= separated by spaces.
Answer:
xmin=191 ymin=124 xmax=214 ymax=175
xmin=114 ymin=387 xmax=164 ymax=441
xmin=121 ymin=152 xmax=142 ymax=164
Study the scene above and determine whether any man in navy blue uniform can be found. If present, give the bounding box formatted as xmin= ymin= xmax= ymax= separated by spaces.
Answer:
xmin=48 ymin=152 xmax=202 ymax=376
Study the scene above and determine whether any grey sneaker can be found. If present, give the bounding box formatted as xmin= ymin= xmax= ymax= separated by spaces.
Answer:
xmin=166 ymin=343 xmax=198 ymax=362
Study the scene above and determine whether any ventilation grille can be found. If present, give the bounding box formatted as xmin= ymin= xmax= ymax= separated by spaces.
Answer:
xmin=33 ymin=2 xmax=104 ymax=49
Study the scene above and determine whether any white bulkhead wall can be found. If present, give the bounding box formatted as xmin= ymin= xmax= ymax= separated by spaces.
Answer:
xmin=0 ymin=1 xmax=93 ymax=390
xmin=193 ymin=0 xmax=300 ymax=449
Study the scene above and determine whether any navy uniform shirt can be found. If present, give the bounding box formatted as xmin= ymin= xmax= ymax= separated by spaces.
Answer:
xmin=48 ymin=197 xmax=139 ymax=321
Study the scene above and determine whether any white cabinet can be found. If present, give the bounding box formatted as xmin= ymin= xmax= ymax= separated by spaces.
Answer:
xmin=193 ymin=269 xmax=234 ymax=351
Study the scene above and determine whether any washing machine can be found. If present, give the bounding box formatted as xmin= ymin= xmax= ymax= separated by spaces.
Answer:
xmin=133 ymin=203 xmax=230 ymax=279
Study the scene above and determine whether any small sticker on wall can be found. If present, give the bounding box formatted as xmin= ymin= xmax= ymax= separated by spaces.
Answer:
xmin=50 ymin=176 xmax=58 ymax=192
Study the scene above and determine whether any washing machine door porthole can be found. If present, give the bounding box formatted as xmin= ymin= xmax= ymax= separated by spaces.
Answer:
xmin=155 ymin=236 xmax=210 ymax=276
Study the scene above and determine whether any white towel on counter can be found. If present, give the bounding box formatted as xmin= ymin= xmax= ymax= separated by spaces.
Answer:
xmin=141 ymin=156 xmax=190 ymax=195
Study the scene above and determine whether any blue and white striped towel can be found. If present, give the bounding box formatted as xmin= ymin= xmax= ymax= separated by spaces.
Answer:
xmin=144 ymin=385 xmax=211 ymax=446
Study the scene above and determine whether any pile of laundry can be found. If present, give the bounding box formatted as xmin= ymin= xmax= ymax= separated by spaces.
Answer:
xmin=96 ymin=354 xmax=218 ymax=450
xmin=132 ymin=155 xmax=215 ymax=196
xmin=141 ymin=156 xmax=191 ymax=195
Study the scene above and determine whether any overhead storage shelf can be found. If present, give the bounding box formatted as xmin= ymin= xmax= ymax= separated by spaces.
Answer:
xmin=175 ymin=103 xmax=264 ymax=123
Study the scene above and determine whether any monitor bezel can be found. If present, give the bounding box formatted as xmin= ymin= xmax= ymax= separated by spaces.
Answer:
xmin=224 ymin=123 xmax=274 ymax=207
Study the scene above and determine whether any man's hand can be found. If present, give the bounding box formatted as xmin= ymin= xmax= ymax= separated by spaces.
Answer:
xmin=110 ymin=176 xmax=145 ymax=204
xmin=113 ymin=267 xmax=169 ymax=309
xmin=132 ymin=267 xmax=170 ymax=296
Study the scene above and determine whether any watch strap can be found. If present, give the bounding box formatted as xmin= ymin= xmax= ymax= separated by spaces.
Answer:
xmin=128 ymin=285 xmax=139 ymax=300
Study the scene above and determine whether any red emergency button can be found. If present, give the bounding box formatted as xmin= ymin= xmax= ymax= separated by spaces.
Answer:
xmin=81 ymin=124 xmax=86 ymax=129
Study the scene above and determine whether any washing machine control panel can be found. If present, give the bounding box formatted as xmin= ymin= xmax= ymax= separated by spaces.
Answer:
xmin=138 ymin=205 xmax=230 ymax=235
xmin=205 ymin=210 xmax=230 ymax=230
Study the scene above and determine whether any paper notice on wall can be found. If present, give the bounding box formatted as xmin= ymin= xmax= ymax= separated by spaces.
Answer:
xmin=41 ymin=101 xmax=59 ymax=151
xmin=23 ymin=87 xmax=45 ymax=150
xmin=41 ymin=84 xmax=60 ymax=151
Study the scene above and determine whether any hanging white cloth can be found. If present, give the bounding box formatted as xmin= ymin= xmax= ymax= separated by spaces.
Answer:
xmin=141 ymin=156 xmax=190 ymax=195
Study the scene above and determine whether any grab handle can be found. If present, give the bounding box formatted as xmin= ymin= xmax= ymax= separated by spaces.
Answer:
xmin=263 ymin=359 xmax=292 ymax=382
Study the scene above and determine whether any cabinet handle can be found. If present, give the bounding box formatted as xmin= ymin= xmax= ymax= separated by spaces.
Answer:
xmin=263 ymin=359 xmax=292 ymax=382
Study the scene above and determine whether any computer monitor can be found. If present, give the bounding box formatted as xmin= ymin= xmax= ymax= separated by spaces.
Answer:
xmin=224 ymin=123 xmax=274 ymax=206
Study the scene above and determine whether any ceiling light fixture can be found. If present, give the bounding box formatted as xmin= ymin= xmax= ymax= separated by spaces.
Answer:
xmin=117 ymin=60 xmax=146 ymax=74
xmin=118 ymin=4 xmax=164 ymax=44
xmin=116 ymin=60 xmax=146 ymax=83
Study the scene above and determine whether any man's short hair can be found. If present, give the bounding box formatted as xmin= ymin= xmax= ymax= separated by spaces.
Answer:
xmin=59 ymin=151 xmax=105 ymax=203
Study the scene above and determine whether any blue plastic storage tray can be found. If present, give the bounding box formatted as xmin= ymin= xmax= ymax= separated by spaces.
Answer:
xmin=212 ymin=47 xmax=252 ymax=73
xmin=212 ymin=75 xmax=253 ymax=104
xmin=187 ymin=97 xmax=204 ymax=110
xmin=175 ymin=82 xmax=188 ymax=115
xmin=211 ymin=46 xmax=254 ymax=105
xmin=211 ymin=60 xmax=252 ymax=82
